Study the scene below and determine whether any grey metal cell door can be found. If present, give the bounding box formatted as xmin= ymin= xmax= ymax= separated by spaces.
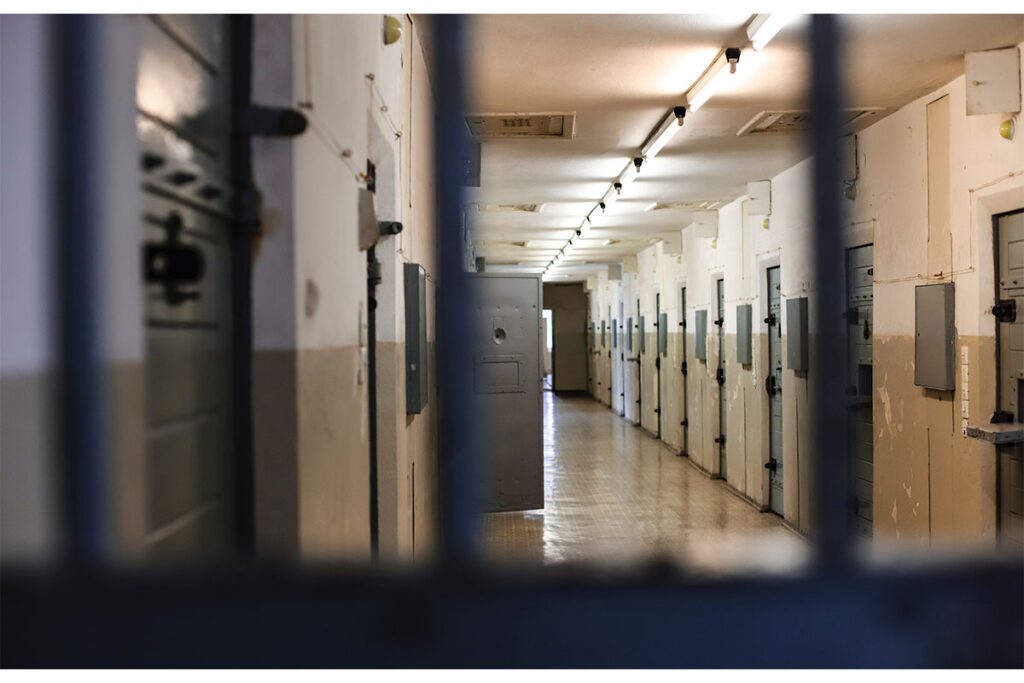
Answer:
xmin=655 ymin=292 xmax=662 ymax=437
xmin=138 ymin=15 xmax=238 ymax=557
xmin=767 ymin=267 xmax=784 ymax=516
xmin=634 ymin=298 xmax=642 ymax=423
xmin=997 ymin=210 xmax=1024 ymax=549
xmin=680 ymin=287 xmax=688 ymax=456
xmin=468 ymin=273 xmax=544 ymax=512
xmin=846 ymin=244 xmax=874 ymax=538
xmin=716 ymin=278 xmax=726 ymax=478
xmin=619 ymin=302 xmax=626 ymax=416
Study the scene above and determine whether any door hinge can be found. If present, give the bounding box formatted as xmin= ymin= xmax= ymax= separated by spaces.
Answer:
xmin=764 ymin=312 xmax=777 ymax=326
xmin=714 ymin=317 xmax=725 ymax=327
xmin=681 ymin=361 xmax=688 ymax=375
xmin=680 ymin=419 xmax=688 ymax=427
xmin=764 ymin=459 xmax=778 ymax=473
xmin=714 ymin=436 xmax=726 ymax=445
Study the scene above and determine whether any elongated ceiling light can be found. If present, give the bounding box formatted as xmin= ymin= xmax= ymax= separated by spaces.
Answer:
xmin=641 ymin=106 xmax=687 ymax=161
xmin=685 ymin=47 xmax=741 ymax=113
xmin=747 ymin=13 xmax=793 ymax=51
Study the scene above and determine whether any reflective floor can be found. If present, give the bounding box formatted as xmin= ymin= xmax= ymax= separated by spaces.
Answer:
xmin=484 ymin=392 xmax=806 ymax=573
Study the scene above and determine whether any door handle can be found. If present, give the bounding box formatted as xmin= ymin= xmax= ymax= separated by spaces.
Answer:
xmin=714 ymin=436 xmax=726 ymax=444
xmin=144 ymin=212 xmax=204 ymax=306
xmin=765 ymin=374 xmax=779 ymax=396
xmin=764 ymin=313 xmax=776 ymax=326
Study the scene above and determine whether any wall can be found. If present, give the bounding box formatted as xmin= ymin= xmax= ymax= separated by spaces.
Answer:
xmin=544 ymin=283 xmax=588 ymax=392
xmin=252 ymin=14 xmax=439 ymax=562
xmin=582 ymin=44 xmax=1022 ymax=544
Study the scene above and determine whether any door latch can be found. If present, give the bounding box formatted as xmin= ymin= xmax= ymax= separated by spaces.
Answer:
xmin=714 ymin=317 xmax=725 ymax=327
xmin=714 ymin=436 xmax=726 ymax=445
xmin=765 ymin=374 xmax=779 ymax=396
xmin=681 ymin=361 xmax=688 ymax=375
xmin=764 ymin=459 xmax=778 ymax=473
xmin=992 ymin=299 xmax=1017 ymax=323
xmin=144 ymin=212 xmax=204 ymax=306
xmin=764 ymin=312 xmax=777 ymax=326
xmin=716 ymin=367 xmax=725 ymax=385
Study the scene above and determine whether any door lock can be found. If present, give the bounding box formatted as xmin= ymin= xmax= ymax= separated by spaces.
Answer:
xmin=764 ymin=312 xmax=777 ymax=326
xmin=144 ymin=212 xmax=204 ymax=306
xmin=764 ymin=459 xmax=778 ymax=473
xmin=716 ymin=367 xmax=725 ymax=385
xmin=681 ymin=361 xmax=688 ymax=375
xmin=992 ymin=299 xmax=1017 ymax=323
xmin=714 ymin=317 xmax=725 ymax=327
xmin=714 ymin=436 xmax=726 ymax=445
xmin=765 ymin=374 xmax=779 ymax=396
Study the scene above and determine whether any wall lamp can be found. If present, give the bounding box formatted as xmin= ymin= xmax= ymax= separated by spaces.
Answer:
xmin=686 ymin=47 xmax=741 ymax=113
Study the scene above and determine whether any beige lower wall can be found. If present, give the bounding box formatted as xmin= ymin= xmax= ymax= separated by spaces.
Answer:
xmin=873 ymin=334 xmax=997 ymax=547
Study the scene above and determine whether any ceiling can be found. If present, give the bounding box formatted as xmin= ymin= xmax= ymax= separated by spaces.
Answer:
xmin=463 ymin=14 xmax=1024 ymax=281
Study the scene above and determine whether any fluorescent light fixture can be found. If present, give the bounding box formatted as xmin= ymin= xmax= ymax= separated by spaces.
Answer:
xmin=601 ymin=184 xmax=621 ymax=209
xmin=579 ymin=216 xmax=592 ymax=238
xmin=641 ymin=106 xmax=686 ymax=160
xmin=617 ymin=157 xmax=643 ymax=187
xmin=686 ymin=48 xmax=741 ymax=113
xmin=747 ymin=13 xmax=793 ymax=51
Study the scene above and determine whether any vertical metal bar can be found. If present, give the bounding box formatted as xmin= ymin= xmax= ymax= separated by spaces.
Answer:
xmin=367 ymin=246 xmax=381 ymax=559
xmin=810 ymin=14 xmax=853 ymax=570
xmin=229 ymin=14 xmax=257 ymax=556
xmin=52 ymin=15 xmax=108 ymax=564
xmin=433 ymin=15 xmax=481 ymax=564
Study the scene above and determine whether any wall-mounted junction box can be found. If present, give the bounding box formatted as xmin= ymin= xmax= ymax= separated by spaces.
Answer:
xmin=404 ymin=263 xmax=428 ymax=414
xmin=915 ymin=282 xmax=956 ymax=391
xmin=965 ymin=47 xmax=1021 ymax=116
xmin=658 ymin=312 xmax=668 ymax=356
xmin=736 ymin=303 xmax=753 ymax=365
xmin=786 ymin=297 xmax=808 ymax=372
xmin=695 ymin=309 xmax=708 ymax=361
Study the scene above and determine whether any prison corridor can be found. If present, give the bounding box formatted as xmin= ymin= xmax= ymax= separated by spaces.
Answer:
xmin=484 ymin=393 xmax=803 ymax=571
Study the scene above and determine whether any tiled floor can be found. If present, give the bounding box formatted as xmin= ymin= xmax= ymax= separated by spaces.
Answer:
xmin=483 ymin=392 xmax=806 ymax=573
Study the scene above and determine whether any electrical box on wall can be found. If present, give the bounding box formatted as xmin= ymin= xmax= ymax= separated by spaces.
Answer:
xmin=915 ymin=282 xmax=956 ymax=391
xmin=786 ymin=297 xmax=809 ymax=372
xmin=965 ymin=47 xmax=1021 ymax=116
xmin=736 ymin=303 xmax=753 ymax=365
xmin=695 ymin=309 xmax=708 ymax=361
xmin=639 ymin=316 xmax=646 ymax=353
xmin=748 ymin=180 xmax=772 ymax=215
xmin=404 ymin=263 xmax=428 ymax=414
xmin=658 ymin=312 xmax=668 ymax=355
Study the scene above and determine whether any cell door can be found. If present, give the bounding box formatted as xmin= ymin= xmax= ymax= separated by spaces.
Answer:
xmin=680 ymin=287 xmax=688 ymax=456
xmin=766 ymin=267 xmax=784 ymax=516
xmin=996 ymin=210 xmax=1024 ymax=549
xmin=138 ymin=15 xmax=239 ymax=557
xmin=635 ymin=298 xmax=642 ymax=423
xmin=619 ymin=302 xmax=626 ymax=416
xmin=468 ymin=273 xmax=544 ymax=512
xmin=716 ymin=278 xmax=726 ymax=478
xmin=846 ymin=244 xmax=874 ymax=538
xmin=655 ymin=292 xmax=662 ymax=437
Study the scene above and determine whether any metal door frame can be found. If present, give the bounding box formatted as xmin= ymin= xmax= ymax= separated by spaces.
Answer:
xmin=680 ymin=285 xmax=688 ymax=456
xmin=766 ymin=265 xmax=783 ymax=516
xmin=655 ymin=290 xmax=662 ymax=437
xmin=714 ymin=275 xmax=726 ymax=479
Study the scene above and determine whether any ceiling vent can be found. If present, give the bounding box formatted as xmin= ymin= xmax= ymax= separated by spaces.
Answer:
xmin=466 ymin=112 xmax=576 ymax=140
xmin=475 ymin=203 xmax=545 ymax=213
xmin=737 ymin=108 xmax=883 ymax=136
xmin=645 ymin=200 xmax=725 ymax=212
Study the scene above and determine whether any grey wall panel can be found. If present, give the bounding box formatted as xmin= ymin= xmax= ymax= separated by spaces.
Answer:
xmin=658 ymin=312 xmax=668 ymax=356
xmin=695 ymin=309 xmax=708 ymax=361
xmin=786 ymin=297 xmax=809 ymax=371
xmin=915 ymin=282 xmax=955 ymax=391
xmin=404 ymin=263 xmax=428 ymax=414
xmin=736 ymin=304 xmax=752 ymax=365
